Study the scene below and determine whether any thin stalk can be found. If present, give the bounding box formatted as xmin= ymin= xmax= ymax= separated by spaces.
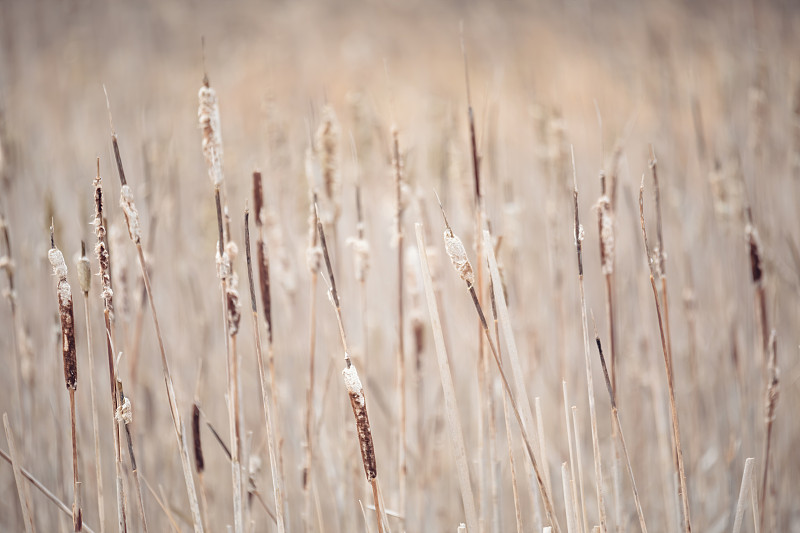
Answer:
xmin=116 ymin=381 xmax=147 ymax=531
xmin=77 ymin=239 xmax=105 ymax=533
xmin=0 ymin=444 xmax=99 ymax=533
xmin=92 ymin=166 xmax=128 ymax=533
xmin=572 ymin=406 xmax=589 ymax=533
xmin=732 ymin=458 xmax=755 ymax=533
xmin=563 ymin=382 xmax=582 ymax=533
xmin=3 ymin=413 xmax=34 ymax=533
xmin=244 ymin=209 xmax=286 ymax=532
xmin=316 ymin=201 xmax=385 ymax=533
xmin=592 ymin=319 xmax=647 ymax=533
xmin=639 ymin=175 xmax=691 ymax=533
xmin=391 ymin=127 xmax=407 ymax=518
xmin=415 ymin=224 xmax=479 ymax=532
xmin=105 ymin=93 xmax=204 ymax=532
xmin=759 ymin=331 xmax=779 ymax=532
xmin=571 ymin=148 xmax=608 ymax=533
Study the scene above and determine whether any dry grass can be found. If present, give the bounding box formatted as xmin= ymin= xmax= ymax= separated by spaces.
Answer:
xmin=1 ymin=1 xmax=799 ymax=531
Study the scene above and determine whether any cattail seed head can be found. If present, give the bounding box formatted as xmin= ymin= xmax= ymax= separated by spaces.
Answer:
xmin=119 ymin=185 xmax=141 ymax=244
xmin=444 ymin=228 xmax=474 ymax=286
xmin=115 ymin=396 xmax=132 ymax=425
xmin=346 ymin=236 xmax=370 ymax=282
xmin=49 ymin=242 xmax=77 ymax=390
xmin=343 ymin=361 xmax=377 ymax=481
xmin=597 ymin=195 xmax=615 ymax=275
xmin=315 ymin=105 xmax=341 ymax=225
xmin=199 ymin=82 xmax=224 ymax=185
xmin=745 ymin=218 xmax=763 ymax=286
xmin=192 ymin=403 xmax=204 ymax=473
xmin=76 ymin=242 xmax=91 ymax=294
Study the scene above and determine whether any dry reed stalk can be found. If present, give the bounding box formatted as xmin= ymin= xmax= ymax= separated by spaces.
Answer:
xmin=0 ymin=214 xmax=28 ymax=431
xmin=303 ymin=182 xmax=321 ymax=533
xmin=316 ymin=201 xmax=385 ymax=533
xmin=562 ymin=382 xmax=581 ymax=533
xmin=390 ymin=124 xmax=408 ymax=520
xmin=571 ymin=406 xmax=589 ymax=533
xmin=3 ymin=412 xmax=34 ymax=533
xmin=115 ymin=380 xmax=147 ymax=532
xmin=487 ymin=271 xmax=522 ymax=533
xmin=732 ymin=458 xmax=755 ymax=533
xmin=481 ymin=228 xmax=562 ymax=533
xmin=570 ymin=149 xmax=608 ymax=533
xmin=461 ymin=35 xmax=495 ymax=532
xmin=252 ymin=172 xmax=287 ymax=523
xmin=92 ymin=165 xmax=128 ymax=533
xmin=213 ymin=187 xmax=244 ymax=533
xmin=48 ymin=225 xmax=83 ymax=532
xmin=106 ymin=92 xmax=204 ymax=533
xmin=759 ymin=331 xmax=779 ymax=531
xmin=592 ymin=319 xmax=647 ymax=533
xmin=0 ymin=443 xmax=99 ymax=533
xmin=244 ymin=208 xmax=286 ymax=532
xmin=77 ymin=240 xmax=105 ymax=533
xmin=437 ymin=190 xmax=558 ymax=530
xmin=415 ymin=223 xmax=479 ymax=532
xmin=562 ymin=462 xmax=576 ymax=533
xmin=535 ymin=397 xmax=553 ymax=497
xmin=638 ymin=173 xmax=691 ymax=533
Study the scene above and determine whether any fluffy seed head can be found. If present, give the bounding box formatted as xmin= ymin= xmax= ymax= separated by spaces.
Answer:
xmin=50 ymin=244 xmax=77 ymax=390
xmin=444 ymin=229 xmax=474 ymax=286
xmin=597 ymin=195 xmax=615 ymax=274
xmin=119 ymin=185 xmax=141 ymax=244
xmin=199 ymin=83 xmax=224 ymax=185
xmin=343 ymin=362 xmax=377 ymax=481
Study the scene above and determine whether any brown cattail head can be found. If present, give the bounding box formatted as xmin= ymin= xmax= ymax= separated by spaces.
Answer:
xmin=217 ymin=240 xmax=242 ymax=336
xmin=253 ymin=171 xmax=265 ymax=226
xmin=343 ymin=361 xmax=377 ymax=481
xmin=252 ymin=172 xmax=273 ymax=342
xmin=192 ymin=403 xmax=204 ymax=473
xmin=745 ymin=209 xmax=763 ymax=286
xmin=199 ymin=81 xmax=224 ymax=185
xmin=76 ymin=240 xmax=91 ymax=294
xmin=443 ymin=228 xmax=474 ymax=286
xmin=93 ymin=170 xmax=114 ymax=317
xmin=49 ymin=232 xmax=77 ymax=390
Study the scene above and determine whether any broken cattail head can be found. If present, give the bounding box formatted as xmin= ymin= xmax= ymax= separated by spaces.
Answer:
xmin=343 ymin=361 xmax=377 ymax=481
xmin=77 ymin=241 xmax=91 ymax=294
xmin=597 ymin=195 xmax=615 ymax=275
xmin=119 ymin=185 xmax=141 ymax=244
xmin=444 ymin=228 xmax=474 ymax=286
xmin=198 ymin=82 xmax=224 ymax=185
xmin=316 ymin=105 xmax=341 ymax=224
xmin=115 ymin=396 xmax=132 ymax=425
xmin=192 ymin=403 xmax=204 ymax=473
xmin=745 ymin=216 xmax=763 ymax=286
xmin=49 ymin=239 xmax=77 ymax=390
xmin=346 ymin=235 xmax=370 ymax=282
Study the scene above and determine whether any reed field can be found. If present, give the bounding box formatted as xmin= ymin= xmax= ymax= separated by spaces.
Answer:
xmin=1 ymin=0 xmax=799 ymax=531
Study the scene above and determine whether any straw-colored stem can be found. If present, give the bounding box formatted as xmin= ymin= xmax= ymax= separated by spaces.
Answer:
xmin=116 ymin=382 xmax=147 ymax=532
xmin=303 ymin=272 xmax=318 ymax=533
xmin=3 ymin=412 xmax=34 ymax=533
xmin=69 ymin=388 xmax=82 ymax=532
xmin=81 ymin=292 xmax=105 ymax=533
xmin=0 ymin=444 xmax=99 ymax=533
xmin=563 ymin=382 xmax=582 ymax=533
xmin=482 ymin=230 xmax=562 ymax=533
xmin=572 ymin=407 xmax=589 ymax=533
xmin=562 ymin=462 xmax=576 ymax=533
xmin=732 ymin=458 xmax=755 ymax=533
xmin=244 ymin=210 xmax=286 ymax=532
xmin=415 ymin=224 xmax=479 ymax=532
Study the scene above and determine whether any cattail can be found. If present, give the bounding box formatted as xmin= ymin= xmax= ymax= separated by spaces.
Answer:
xmin=115 ymin=396 xmax=132 ymax=425
xmin=315 ymin=105 xmax=341 ymax=225
xmin=745 ymin=214 xmax=763 ymax=286
xmin=120 ymin=185 xmax=142 ymax=245
xmin=198 ymin=79 xmax=224 ymax=185
xmin=49 ymin=233 xmax=77 ymax=390
xmin=343 ymin=361 xmax=377 ymax=481
xmin=192 ymin=403 xmax=204 ymax=473
xmin=444 ymin=228 xmax=474 ymax=286
xmin=76 ymin=241 xmax=91 ymax=294
xmin=596 ymin=195 xmax=614 ymax=275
